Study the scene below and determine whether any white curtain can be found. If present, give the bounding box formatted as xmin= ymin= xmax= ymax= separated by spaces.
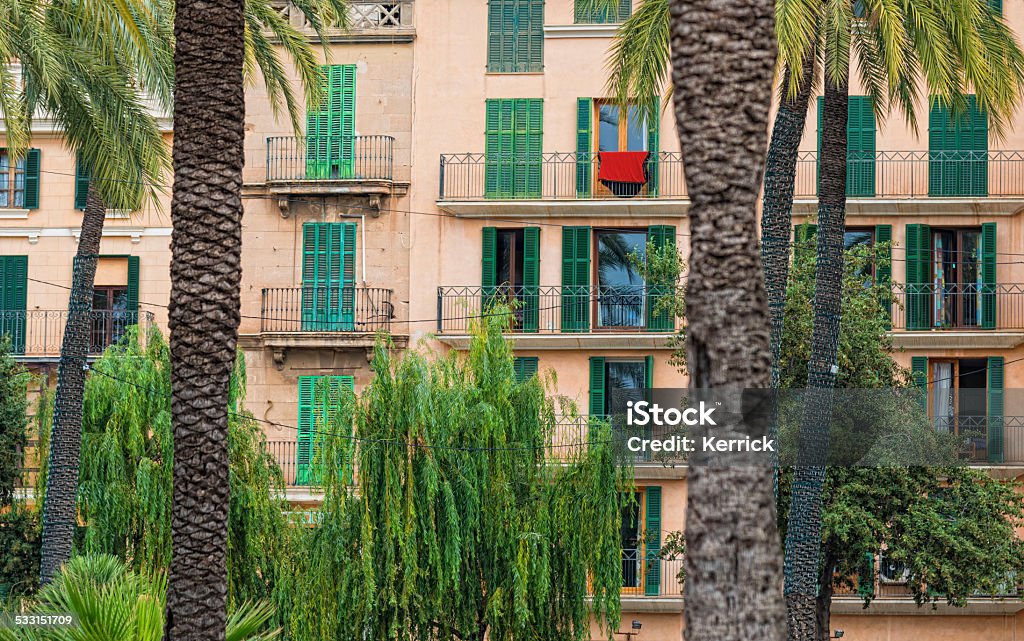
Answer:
xmin=931 ymin=362 xmax=954 ymax=433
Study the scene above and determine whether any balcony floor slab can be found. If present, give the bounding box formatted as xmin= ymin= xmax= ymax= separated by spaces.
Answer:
xmin=436 ymin=333 xmax=676 ymax=350
xmin=795 ymin=198 xmax=1024 ymax=217
xmin=438 ymin=199 xmax=689 ymax=218
xmin=888 ymin=331 xmax=1024 ymax=350
xmin=831 ymin=596 xmax=1024 ymax=616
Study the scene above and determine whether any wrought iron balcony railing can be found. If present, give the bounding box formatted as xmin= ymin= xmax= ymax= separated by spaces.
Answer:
xmin=260 ymin=287 xmax=394 ymax=333
xmin=438 ymin=150 xmax=1024 ymax=201
xmin=620 ymin=547 xmax=684 ymax=598
xmin=889 ymin=283 xmax=1024 ymax=331
xmin=436 ymin=285 xmax=680 ymax=334
xmin=273 ymin=1 xmax=414 ymax=31
xmin=266 ymin=135 xmax=394 ymax=182
xmin=0 ymin=310 xmax=153 ymax=358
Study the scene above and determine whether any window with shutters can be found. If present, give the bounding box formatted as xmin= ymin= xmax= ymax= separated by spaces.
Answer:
xmin=487 ymin=0 xmax=544 ymax=73
xmin=90 ymin=256 xmax=140 ymax=352
xmin=301 ymin=222 xmax=357 ymax=331
xmin=306 ymin=65 xmax=357 ymax=180
xmin=596 ymin=230 xmax=647 ymax=328
xmin=485 ymin=99 xmax=543 ymax=199
xmin=296 ymin=375 xmax=355 ymax=486
xmin=513 ymin=356 xmax=538 ymax=383
xmin=619 ymin=486 xmax=662 ymax=596
xmin=914 ymin=357 xmax=1002 ymax=463
xmin=0 ymin=151 xmax=27 ymax=208
xmin=483 ymin=226 xmax=540 ymax=331
xmin=574 ymin=0 xmax=630 ymax=23
xmin=928 ymin=96 xmax=988 ymax=197
xmin=816 ymin=96 xmax=876 ymax=197
xmin=905 ymin=225 xmax=995 ymax=330
xmin=0 ymin=255 xmax=28 ymax=354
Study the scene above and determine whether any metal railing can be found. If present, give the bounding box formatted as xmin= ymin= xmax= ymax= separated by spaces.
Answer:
xmin=436 ymin=285 xmax=679 ymax=334
xmin=439 ymin=150 xmax=1024 ymax=201
xmin=619 ymin=548 xmax=684 ymax=597
xmin=274 ymin=1 xmax=414 ymax=30
xmin=889 ymin=283 xmax=1024 ymax=330
xmin=266 ymin=439 xmax=301 ymax=487
xmin=0 ymin=310 xmax=153 ymax=357
xmin=833 ymin=571 xmax=1021 ymax=600
xmin=260 ymin=287 xmax=394 ymax=333
xmin=266 ymin=135 xmax=394 ymax=182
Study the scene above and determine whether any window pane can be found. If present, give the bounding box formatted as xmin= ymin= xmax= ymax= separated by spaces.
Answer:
xmin=597 ymin=231 xmax=646 ymax=327
xmin=843 ymin=230 xmax=873 ymax=250
xmin=605 ymin=361 xmax=646 ymax=413
xmin=0 ymin=153 xmax=8 ymax=208
xmin=626 ymin=106 xmax=647 ymax=151
xmin=598 ymin=104 xmax=620 ymax=152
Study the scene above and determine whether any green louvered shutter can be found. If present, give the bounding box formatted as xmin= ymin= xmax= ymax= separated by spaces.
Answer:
xmin=988 ymin=357 xmax=1004 ymax=464
xmin=306 ymin=65 xmax=355 ymax=179
xmin=0 ymin=256 xmax=28 ymax=354
xmin=981 ymin=222 xmax=997 ymax=330
xmin=482 ymin=227 xmax=498 ymax=313
xmin=646 ymin=225 xmax=676 ymax=331
xmin=339 ymin=65 xmax=356 ymax=178
xmin=644 ymin=355 xmax=654 ymax=389
xmin=514 ymin=356 xmax=539 ymax=382
xmin=576 ymin=98 xmax=593 ymax=197
xmin=23 ymin=149 xmax=39 ymax=210
xmin=518 ymin=99 xmax=543 ymax=197
xmin=562 ymin=226 xmax=591 ymax=331
xmin=488 ymin=0 xmax=543 ymax=72
xmin=523 ymin=227 xmax=540 ymax=331
xmin=644 ymin=486 xmax=662 ymax=596
xmin=126 ymin=256 xmax=140 ymax=317
xmin=297 ymin=377 xmax=315 ymax=485
xmin=302 ymin=222 xmax=354 ymax=331
xmin=857 ymin=552 xmax=876 ymax=597
xmin=911 ymin=356 xmax=928 ymax=413
xmin=874 ymin=225 xmax=892 ymax=328
xmin=929 ymin=97 xmax=987 ymax=196
xmin=306 ymin=68 xmax=330 ymax=179
xmin=847 ymin=96 xmax=876 ymax=196
xmin=646 ymin=97 xmax=660 ymax=196
xmin=905 ymin=224 xmax=931 ymax=330
xmin=794 ymin=223 xmax=817 ymax=263
xmin=525 ymin=0 xmax=544 ymax=72
xmin=487 ymin=0 xmax=504 ymax=71
xmin=589 ymin=356 xmax=605 ymax=418
xmin=74 ymin=153 xmax=90 ymax=210
xmin=340 ymin=223 xmax=356 ymax=329
xmin=485 ymin=99 xmax=516 ymax=198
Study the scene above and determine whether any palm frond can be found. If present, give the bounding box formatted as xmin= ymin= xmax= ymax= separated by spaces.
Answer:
xmin=604 ymin=0 xmax=669 ymax=118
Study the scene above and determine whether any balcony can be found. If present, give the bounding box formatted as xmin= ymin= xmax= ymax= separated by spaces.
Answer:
xmin=618 ymin=547 xmax=683 ymax=601
xmin=831 ymin=568 xmax=1024 ymax=615
xmin=435 ymin=285 xmax=679 ymax=349
xmin=437 ymin=151 xmax=1024 ymax=217
xmin=265 ymin=135 xmax=400 ymax=209
xmin=890 ymin=284 xmax=1024 ymax=349
xmin=272 ymin=1 xmax=415 ymax=42
xmin=254 ymin=286 xmax=403 ymax=365
xmin=0 ymin=310 xmax=154 ymax=362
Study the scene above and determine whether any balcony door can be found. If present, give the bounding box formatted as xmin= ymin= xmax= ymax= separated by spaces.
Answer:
xmin=482 ymin=227 xmax=539 ymax=331
xmin=618 ymin=486 xmax=662 ymax=596
xmin=92 ymin=286 xmax=129 ymax=352
xmin=301 ymin=222 xmax=356 ymax=331
xmin=306 ymin=64 xmax=356 ymax=180
xmin=929 ymin=95 xmax=988 ymax=197
xmin=596 ymin=230 xmax=647 ymax=328
xmin=906 ymin=223 xmax=996 ymax=330
xmin=915 ymin=356 xmax=1004 ymax=463
xmin=484 ymin=99 xmax=543 ymax=199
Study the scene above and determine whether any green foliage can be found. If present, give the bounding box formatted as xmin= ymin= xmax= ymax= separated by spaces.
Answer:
xmin=777 ymin=466 xmax=1024 ymax=607
xmin=629 ymin=240 xmax=686 ymax=373
xmin=0 ymin=507 xmax=41 ymax=601
xmin=0 ymin=336 xmax=29 ymax=506
xmin=283 ymin=312 xmax=629 ymax=641
xmin=0 ymin=553 xmax=279 ymax=641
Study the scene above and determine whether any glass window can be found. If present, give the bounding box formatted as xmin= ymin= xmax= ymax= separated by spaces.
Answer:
xmin=605 ymin=360 xmax=646 ymax=415
xmin=597 ymin=231 xmax=647 ymax=327
xmin=91 ymin=286 xmax=130 ymax=352
xmin=595 ymin=103 xmax=648 ymax=153
xmin=626 ymin=106 xmax=647 ymax=152
xmin=496 ymin=229 xmax=525 ymax=288
xmin=931 ymin=228 xmax=982 ymax=328
xmin=0 ymin=152 xmax=26 ymax=208
xmin=598 ymin=104 xmax=620 ymax=152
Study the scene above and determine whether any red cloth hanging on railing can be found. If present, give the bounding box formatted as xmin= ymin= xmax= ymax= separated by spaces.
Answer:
xmin=598 ymin=151 xmax=650 ymax=184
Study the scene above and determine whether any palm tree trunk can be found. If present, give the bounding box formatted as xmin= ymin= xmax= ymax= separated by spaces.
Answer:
xmin=763 ymin=54 xmax=815 ymax=387
xmin=669 ymin=2 xmax=786 ymax=641
xmin=814 ymin=552 xmax=836 ymax=641
xmin=784 ymin=72 xmax=849 ymax=641
xmin=163 ymin=0 xmax=245 ymax=638
xmin=38 ymin=182 xmax=105 ymax=584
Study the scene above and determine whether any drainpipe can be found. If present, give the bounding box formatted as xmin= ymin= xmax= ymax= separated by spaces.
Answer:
xmin=361 ymin=214 xmax=367 ymax=285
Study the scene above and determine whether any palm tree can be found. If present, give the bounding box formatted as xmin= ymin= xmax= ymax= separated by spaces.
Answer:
xmin=668 ymin=3 xmax=787 ymax=641
xmin=0 ymin=0 xmax=352 ymax=585
xmin=163 ymin=0 xmax=349 ymax=637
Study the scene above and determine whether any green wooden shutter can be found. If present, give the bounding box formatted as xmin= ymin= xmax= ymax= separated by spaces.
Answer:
xmin=847 ymin=96 xmax=876 ymax=196
xmin=589 ymin=356 xmax=605 ymax=417
xmin=874 ymin=225 xmax=892 ymax=329
xmin=23 ymin=149 xmax=39 ymax=210
xmin=981 ymin=222 xmax=997 ymax=330
xmin=0 ymin=256 xmax=28 ymax=354
xmin=646 ymin=225 xmax=676 ymax=331
xmin=988 ymin=357 xmax=1004 ymax=464
xmin=644 ymin=355 xmax=654 ymax=389
xmin=306 ymin=68 xmax=330 ymax=179
xmin=794 ymin=223 xmax=817 ymax=263
xmin=339 ymin=65 xmax=356 ymax=178
xmin=576 ymin=98 xmax=593 ymax=197
xmin=514 ymin=356 xmax=539 ymax=383
xmin=857 ymin=552 xmax=876 ymax=598
xmin=646 ymin=97 xmax=660 ymax=196
xmin=74 ymin=153 xmax=90 ymax=211
xmin=518 ymin=99 xmax=543 ymax=197
xmin=306 ymin=65 xmax=355 ymax=179
xmin=488 ymin=0 xmax=543 ymax=72
xmin=302 ymin=222 xmax=353 ymax=331
xmin=905 ymin=224 xmax=931 ymax=330
xmin=929 ymin=96 xmax=987 ymax=196
xmin=487 ymin=0 xmax=504 ymax=71
xmin=562 ymin=226 xmax=591 ymax=331
xmin=485 ymin=99 xmax=515 ymax=198
xmin=297 ymin=376 xmax=315 ymax=485
xmin=126 ymin=256 xmax=140 ymax=317
xmin=911 ymin=356 xmax=928 ymax=413
xmin=644 ymin=486 xmax=662 ymax=596
xmin=482 ymin=226 xmax=497 ymax=299
xmin=523 ymin=226 xmax=540 ymax=331
xmin=525 ymin=0 xmax=544 ymax=72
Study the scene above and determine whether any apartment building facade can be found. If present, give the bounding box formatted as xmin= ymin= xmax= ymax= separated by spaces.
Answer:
xmin=3 ymin=0 xmax=1024 ymax=639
